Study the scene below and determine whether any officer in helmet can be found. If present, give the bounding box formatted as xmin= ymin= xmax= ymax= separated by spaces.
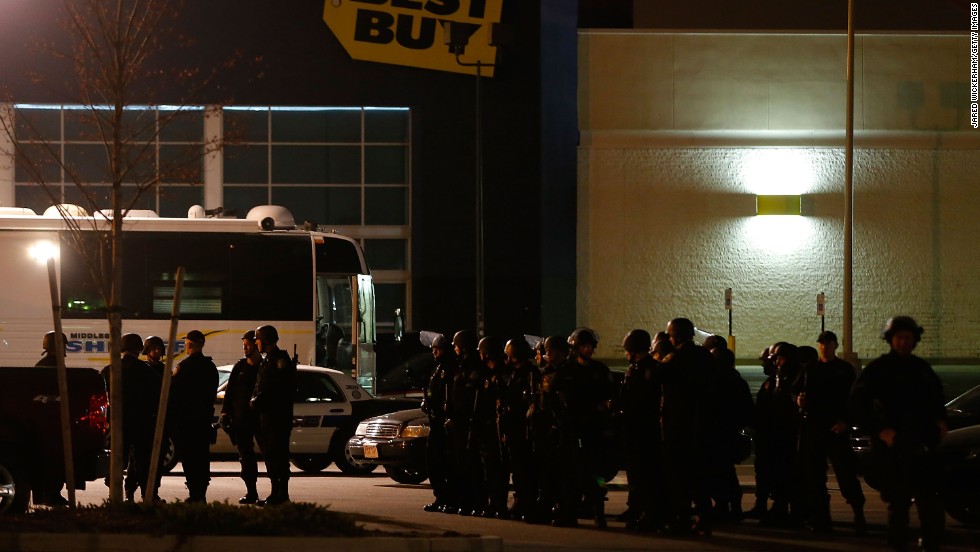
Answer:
xmin=552 ymin=327 xmax=612 ymax=528
xmin=142 ymin=336 xmax=166 ymax=376
xmin=422 ymin=333 xmax=457 ymax=513
xmin=850 ymin=316 xmax=947 ymax=551
xmin=445 ymin=329 xmax=486 ymax=516
xmin=170 ymin=330 xmax=219 ymax=503
xmin=36 ymin=331 xmax=68 ymax=367
xmin=220 ymin=330 xmax=262 ymax=504
xmin=501 ymin=337 xmax=541 ymax=521
xmin=659 ymin=318 xmax=720 ymax=535
xmin=527 ymin=335 xmax=569 ymax=524
xmin=476 ymin=336 xmax=509 ymax=518
xmin=250 ymin=324 xmax=297 ymax=505
xmin=618 ymin=329 xmax=666 ymax=531
xmin=32 ymin=331 xmax=70 ymax=506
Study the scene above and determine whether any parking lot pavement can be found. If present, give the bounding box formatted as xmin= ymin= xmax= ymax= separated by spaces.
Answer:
xmin=67 ymin=462 xmax=980 ymax=551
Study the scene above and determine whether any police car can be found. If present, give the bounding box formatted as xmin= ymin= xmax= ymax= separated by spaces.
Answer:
xmin=163 ymin=365 xmax=419 ymax=474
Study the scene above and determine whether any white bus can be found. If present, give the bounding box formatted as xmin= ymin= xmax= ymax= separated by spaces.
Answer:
xmin=0 ymin=204 xmax=379 ymax=392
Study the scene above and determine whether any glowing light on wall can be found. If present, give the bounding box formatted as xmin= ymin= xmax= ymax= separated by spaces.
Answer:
xmin=741 ymin=149 xmax=815 ymax=195
xmin=743 ymin=215 xmax=814 ymax=254
xmin=756 ymin=194 xmax=802 ymax=216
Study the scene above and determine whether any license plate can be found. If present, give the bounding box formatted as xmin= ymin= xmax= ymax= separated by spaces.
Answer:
xmin=364 ymin=444 xmax=379 ymax=459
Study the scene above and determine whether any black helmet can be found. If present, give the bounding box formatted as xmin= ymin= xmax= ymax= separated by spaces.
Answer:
xmin=667 ymin=318 xmax=695 ymax=341
xmin=622 ymin=329 xmax=652 ymax=354
xmin=431 ymin=333 xmax=451 ymax=350
xmin=505 ymin=338 xmax=533 ymax=362
xmin=121 ymin=333 xmax=143 ymax=355
xmin=881 ymin=316 xmax=923 ymax=342
xmin=568 ymin=327 xmax=599 ymax=348
xmin=703 ymin=334 xmax=728 ymax=352
xmin=42 ymin=331 xmax=68 ymax=353
xmin=478 ymin=336 xmax=504 ymax=359
xmin=241 ymin=330 xmax=256 ymax=341
xmin=452 ymin=330 xmax=478 ymax=353
xmin=543 ymin=335 xmax=570 ymax=353
xmin=254 ymin=325 xmax=279 ymax=343
xmin=142 ymin=335 xmax=165 ymax=355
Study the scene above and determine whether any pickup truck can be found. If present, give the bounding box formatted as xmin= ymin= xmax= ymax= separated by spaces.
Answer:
xmin=0 ymin=367 xmax=110 ymax=514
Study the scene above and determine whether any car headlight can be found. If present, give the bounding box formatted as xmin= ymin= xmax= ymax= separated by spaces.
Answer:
xmin=401 ymin=424 xmax=429 ymax=438
xmin=355 ymin=422 xmax=369 ymax=436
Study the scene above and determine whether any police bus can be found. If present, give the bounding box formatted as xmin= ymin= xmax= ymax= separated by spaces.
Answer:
xmin=0 ymin=204 xmax=378 ymax=391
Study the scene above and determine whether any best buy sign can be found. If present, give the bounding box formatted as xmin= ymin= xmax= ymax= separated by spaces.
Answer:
xmin=323 ymin=0 xmax=503 ymax=77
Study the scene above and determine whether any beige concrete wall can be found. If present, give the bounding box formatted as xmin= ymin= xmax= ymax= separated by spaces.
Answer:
xmin=576 ymin=31 xmax=980 ymax=361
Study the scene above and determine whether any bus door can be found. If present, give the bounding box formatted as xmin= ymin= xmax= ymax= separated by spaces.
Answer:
xmin=354 ymin=274 xmax=376 ymax=394
xmin=314 ymin=273 xmax=376 ymax=393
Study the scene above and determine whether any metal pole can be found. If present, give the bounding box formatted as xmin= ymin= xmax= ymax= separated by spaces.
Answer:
xmin=48 ymin=257 xmax=76 ymax=508
xmin=475 ymin=60 xmax=485 ymax=337
xmin=146 ymin=266 xmax=184 ymax=503
xmin=843 ymin=0 xmax=857 ymax=366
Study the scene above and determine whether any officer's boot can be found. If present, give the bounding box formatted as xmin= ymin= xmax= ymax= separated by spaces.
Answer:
xmin=239 ymin=479 xmax=259 ymax=504
xmin=851 ymin=500 xmax=867 ymax=535
xmin=186 ymin=484 xmax=207 ymax=503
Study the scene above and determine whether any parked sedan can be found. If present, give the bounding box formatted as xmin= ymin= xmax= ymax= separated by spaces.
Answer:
xmin=162 ymin=365 xmax=419 ymax=474
xmin=345 ymin=408 xmax=429 ymax=484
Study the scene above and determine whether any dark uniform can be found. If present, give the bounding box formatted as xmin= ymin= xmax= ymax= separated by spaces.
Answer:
xmin=476 ymin=342 xmax=509 ymax=518
xmin=851 ymin=343 xmax=946 ymax=551
xmin=170 ymin=346 xmax=219 ymax=501
xmin=422 ymin=337 xmax=456 ymax=512
xmin=793 ymin=354 xmax=864 ymax=531
xmin=753 ymin=345 xmax=801 ymax=526
xmin=446 ymin=349 xmax=486 ymax=515
xmin=660 ymin=337 xmax=719 ymax=533
xmin=499 ymin=356 xmax=541 ymax=519
xmin=528 ymin=356 xmax=564 ymax=523
xmin=102 ymin=352 xmax=161 ymax=501
xmin=710 ymin=348 xmax=754 ymax=522
xmin=251 ymin=345 xmax=297 ymax=504
xmin=620 ymin=354 xmax=666 ymax=529
xmin=221 ymin=355 xmax=260 ymax=501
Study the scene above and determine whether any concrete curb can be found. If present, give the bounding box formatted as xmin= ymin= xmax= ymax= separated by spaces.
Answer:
xmin=0 ymin=533 xmax=504 ymax=552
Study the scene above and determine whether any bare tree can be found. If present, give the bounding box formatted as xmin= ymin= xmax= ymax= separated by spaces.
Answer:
xmin=0 ymin=0 xmax=242 ymax=504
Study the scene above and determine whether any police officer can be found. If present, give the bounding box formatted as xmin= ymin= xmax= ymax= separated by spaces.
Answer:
xmin=445 ymin=330 xmax=485 ymax=516
xmin=755 ymin=342 xmax=802 ymax=528
xmin=169 ymin=330 xmax=219 ymax=502
xmin=422 ymin=333 xmax=456 ymax=513
xmin=793 ymin=330 xmax=866 ymax=534
xmin=552 ymin=327 xmax=612 ymax=528
xmin=659 ymin=318 xmax=719 ymax=535
xmin=501 ymin=337 xmax=541 ymax=521
xmin=142 ymin=336 xmax=166 ymax=376
xmin=476 ymin=336 xmax=509 ymax=518
xmin=618 ymin=329 xmax=666 ymax=531
xmin=220 ymin=330 xmax=262 ymax=504
xmin=33 ymin=331 xmax=69 ymax=506
xmin=710 ymin=346 xmax=754 ymax=522
xmin=36 ymin=331 xmax=67 ymax=368
xmin=250 ymin=324 xmax=297 ymax=506
xmin=850 ymin=316 xmax=947 ymax=552
xmin=101 ymin=333 xmax=161 ymax=503
xmin=527 ymin=335 xmax=569 ymax=524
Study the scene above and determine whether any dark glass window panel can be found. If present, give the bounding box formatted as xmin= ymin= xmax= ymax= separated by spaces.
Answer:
xmin=271 ymin=145 xmax=360 ymax=184
xmin=60 ymin=232 xmax=109 ymax=319
xmin=365 ymin=109 xmax=409 ymax=143
xmin=63 ymin=109 xmax=103 ymax=141
xmin=14 ymin=108 xmax=61 ymax=141
xmin=159 ymin=109 xmax=204 ymax=142
xmin=159 ymin=144 xmax=204 ymax=184
xmin=365 ymin=146 xmax=407 ymax=185
xmin=224 ymin=109 xmax=269 ymax=143
xmin=15 ymin=184 xmax=62 ymax=215
xmin=64 ymin=185 xmax=110 ymax=211
xmin=223 ymin=186 xmax=269 ymax=217
xmin=63 ymin=144 xmax=156 ymax=184
xmin=224 ymin=144 xmax=268 ymax=184
xmin=316 ymin=236 xmax=364 ymax=274
xmin=15 ymin=143 xmax=62 ymax=183
xmin=120 ymin=109 xmax=157 ymax=143
xmin=271 ymin=109 xmax=361 ymax=143
xmin=272 ymin=186 xmax=361 ymax=226
xmin=364 ymin=187 xmax=407 ymax=225
xmin=158 ymin=185 xmax=204 ymax=217
xmin=363 ymin=239 xmax=407 ymax=270
xmin=374 ymin=283 xmax=406 ymax=326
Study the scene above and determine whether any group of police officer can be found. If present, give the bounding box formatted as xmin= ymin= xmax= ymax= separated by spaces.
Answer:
xmin=420 ymin=315 xmax=949 ymax=551
xmin=37 ymin=324 xmax=296 ymax=506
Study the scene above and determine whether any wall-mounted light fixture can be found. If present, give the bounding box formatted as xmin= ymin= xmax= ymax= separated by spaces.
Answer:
xmin=756 ymin=195 xmax=802 ymax=216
